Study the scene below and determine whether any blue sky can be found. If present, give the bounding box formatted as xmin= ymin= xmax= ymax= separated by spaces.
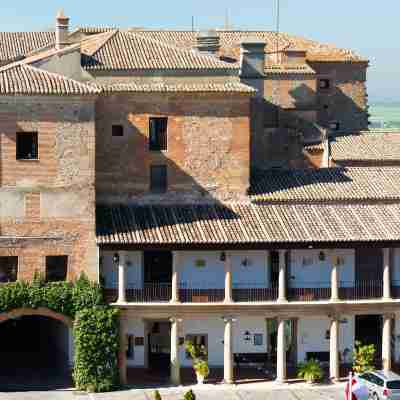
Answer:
xmin=1 ymin=0 xmax=399 ymax=102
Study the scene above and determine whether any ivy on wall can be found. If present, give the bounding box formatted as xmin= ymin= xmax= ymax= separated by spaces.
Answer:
xmin=0 ymin=274 xmax=120 ymax=392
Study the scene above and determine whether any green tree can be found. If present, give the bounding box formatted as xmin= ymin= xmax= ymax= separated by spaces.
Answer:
xmin=353 ymin=341 xmax=376 ymax=373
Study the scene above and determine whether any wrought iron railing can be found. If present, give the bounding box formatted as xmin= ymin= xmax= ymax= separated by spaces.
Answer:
xmin=179 ymin=288 xmax=224 ymax=303
xmin=339 ymin=280 xmax=383 ymax=300
xmin=232 ymin=284 xmax=278 ymax=302
xmin=104 ymin=283 xmax=172 ymax=303
xmin=288 ymin=283 xmax=331 ymax=302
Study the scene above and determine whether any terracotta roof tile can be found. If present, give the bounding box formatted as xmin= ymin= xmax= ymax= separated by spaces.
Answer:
xmin=81 ymin=30 xmax=238 ymax=71
xmin=250 ymin=167 xmax=400 ymax=203
xmin=96 ymin=203 xmax=400 ymax=245
xmin=331 ymin=132 xmax=400 ymax=162
xmin=0 ymin=63 xmax=100 ymax=95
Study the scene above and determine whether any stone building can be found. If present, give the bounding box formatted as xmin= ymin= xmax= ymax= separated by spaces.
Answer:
xmin=0 ymin=11 xmax=397 ymax=388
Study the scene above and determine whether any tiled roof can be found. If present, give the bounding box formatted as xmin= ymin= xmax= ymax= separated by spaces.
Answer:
xmin=0 ymin=31 xmax=55 ymax=63
xmin=133 ymin=30 xmax=366 ymax=63
xmin=97 ymin=80 xmax=255 ymax=94
xmin=250 ymin=167 xmax=400 ymax=203
xmin=0 ymin=63 xmax=100 ymax=95
xmin=331 ymin=132 xmax=400 ymax=163
xmin=81 ymin=30 xmax=238 ymax=71
xmin=96 ymin=202 xmax=400 ymax=245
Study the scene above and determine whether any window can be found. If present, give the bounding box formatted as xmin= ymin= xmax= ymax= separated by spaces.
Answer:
xmin=0 ymin=257 xmax=18 ymax=283
xmin=149 ymin=117 xmax=168 ymax=151
xmin=126 ymin=334 xmax=134 ymax=359
xmin=319 ymin=79 xmax=331 ymax=90
xmin=46 ymin=256 xmax=68 ymax=282
xmin=150 ymin=165 xmax=167 ymax=193
xmin=254 ymin=334 xmax=263 ymax=346
xmin=112 ymin=125 xmax=124 ymax=137
xmin=16 ymin=132 xmax=38 ymax=160
xmin=185 ymin=334 xmax=208 ymax=359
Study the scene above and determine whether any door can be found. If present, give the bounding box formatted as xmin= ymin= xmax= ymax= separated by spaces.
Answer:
xmin=144 ymin=251 xmax=172 ymax=283
xmin=355 ymin=248 xmax=383 ymax=281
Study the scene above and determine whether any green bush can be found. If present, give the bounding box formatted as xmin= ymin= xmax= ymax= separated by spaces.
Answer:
xmin=183 ymin=389 xmax=196 ymax=400
xmin=185 ymin=340 xmax=209 ymax=379
xmin=154 ymin=390 xmax=162 ymax=400
xmin=73 ymin=306 xmax=120 ymax=392
xmin=297 ymin=359 xmax=324 ymax=383
xmin=0 ymin=273 xmax=103 ymax=318
xmin=353 ymin=341 xmax=375 ymax=373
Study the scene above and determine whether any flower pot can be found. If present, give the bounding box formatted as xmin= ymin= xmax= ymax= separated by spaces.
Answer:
xmin=196 ymin=372 xmax=205 ymax=384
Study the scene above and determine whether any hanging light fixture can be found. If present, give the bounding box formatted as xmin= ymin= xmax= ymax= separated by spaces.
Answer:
xmin=113 ymin=252 xmax=120 ymax=265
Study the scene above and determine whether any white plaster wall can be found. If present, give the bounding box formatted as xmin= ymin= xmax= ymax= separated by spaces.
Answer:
xmin=231 ymin=251 xmax=270 ymax=288
xmin=126 ymin=319 xmax=145 ymax=367
xmin=101 ymin=251 xmax=142 ymax=289
xmin=290 ymin=249 xmax=354 ymax=288
xmin=297 ymin=316 xmax=354 ymax=363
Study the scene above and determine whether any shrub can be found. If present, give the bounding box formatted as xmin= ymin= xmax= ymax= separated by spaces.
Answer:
xmin=193 ymin=359 xmax=209 ymax=378
xmin=183 ymin=389 xmax=196 ymax=400
xmin=185 ymin=340 xmax=209 ymax=379
xmin=297 ymin=359 xmax=324 ymax=383
xmin=73 ymin=306 xmax=120 ymax=392
xmin=353 ymin=341 xmax=375 ymax=373
xmin=153 ymin=390 xmax=162 ymax=400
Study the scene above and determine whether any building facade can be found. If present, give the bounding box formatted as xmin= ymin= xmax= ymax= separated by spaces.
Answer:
xmin=0 ymin=11 xmax=397 ymax=387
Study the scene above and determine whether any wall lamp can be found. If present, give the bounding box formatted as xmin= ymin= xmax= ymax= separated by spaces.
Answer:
xmin=113 ymin=252 xmax=120 ymax=265
xmin=220 ymin=252 xmax=226 ymax=262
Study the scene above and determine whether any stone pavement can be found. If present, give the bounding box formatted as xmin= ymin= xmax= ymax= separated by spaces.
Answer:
xmin=0 ymin=382 xmax=346 ymax=400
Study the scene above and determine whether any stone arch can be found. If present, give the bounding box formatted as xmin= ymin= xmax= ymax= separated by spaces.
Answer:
xmin=0 ymin=307 xmax=73 ymax=328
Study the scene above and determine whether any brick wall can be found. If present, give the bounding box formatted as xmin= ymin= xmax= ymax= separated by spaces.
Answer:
xmin=0 ymin=96 xmax=98 ymax=281
xmin=95 ymin=92 xmax=251 ymax=204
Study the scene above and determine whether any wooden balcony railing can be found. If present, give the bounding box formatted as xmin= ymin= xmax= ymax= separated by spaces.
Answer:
xmin=179 ymin=288 xmax=224 ymax=303
xmin=233 ymin=285 xmax=278 ymax=302
xmin=339 ymin=280 xmax=383 ymax=300
xmin=104 ymin=283 xmax=172 ymax=303
xmin=288 ymin=285 xmax=331 ymax=302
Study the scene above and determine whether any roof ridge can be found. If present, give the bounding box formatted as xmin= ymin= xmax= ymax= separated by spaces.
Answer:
xmin=81 ymin=29 xmax=119 ymax=56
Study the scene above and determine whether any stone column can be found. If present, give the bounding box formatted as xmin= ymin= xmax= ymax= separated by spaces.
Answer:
xmin=329 ymin=317 xmax=339 ymax=382
xmin=118 ymin=314 xmax=127 ymax=385
xmin=118 ymin=251 xmax=127 ymax=303
xmin=223 ymin=316 xmax=234 ymax=384
xmin=330 ymin=253 xmax=339 ymax=302
xmin=383 ymin=248 xmax=391 ymax=300
xmin=170 ymin=317 xmax=181 ymax=385
xmin=276 ymin=317 xmax=287 ymax=383
xmin=278 ymin=250 xmax=287 ymax=302
xmin=224 ymin=253 xmax=233 ymax=303
xmin=171 ymin=251 xmax=181 ymax=303
xmin=382 ymin=314 xmax=392 ymax=371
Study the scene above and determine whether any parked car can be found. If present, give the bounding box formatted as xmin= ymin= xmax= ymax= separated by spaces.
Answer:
xmin=345 ymin=375 xmax=369 ymax=400
xmin=357 ymin=370 xmax=400 ymax=399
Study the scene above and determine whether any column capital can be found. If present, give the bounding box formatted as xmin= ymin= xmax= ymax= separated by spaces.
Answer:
xmin=169 ymin=317 xmax=183 ymax=323
xmin=222 ymin=316 xmax=237 ymax=323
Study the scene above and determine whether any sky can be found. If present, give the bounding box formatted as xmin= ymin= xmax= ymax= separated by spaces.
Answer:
xmin=0 ymin=0 xmax=399 ymax=103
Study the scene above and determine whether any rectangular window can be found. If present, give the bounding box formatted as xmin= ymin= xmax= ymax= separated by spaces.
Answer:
xmin=254 ymin=334 xmax=263 ymax=346
xmin=0 ymin=257 xmax=18 ymax=283
xmin=149 ymin=117 xmax=168 ymax=151
xmin=185 ymin=334 xmax=208 ymax=359
xmin=319 ymin=79 xmax=331 ymax=90
xmin=16 ymin=132 xmax=38 ymax=160
xmin=150 ymin=165 xmax=167 ymax=193
xmin=46 ymin=256 xmax=68 ymax=282
xmin=126 ymin=334 xmax=134 ymax=359
xmin=112 ymin=125 xmax=124 ymax=137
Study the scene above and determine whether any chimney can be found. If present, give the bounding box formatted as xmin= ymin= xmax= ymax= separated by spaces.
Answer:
xmin=239 ymin=38 xmax=266 ymax=78
xmin=196 ymin=30 xmax=220 ymax=55
xmin=55 ymin=9 xmax=70 ymax=50
xmin=321 ymin=128 xmax=331 ymax=168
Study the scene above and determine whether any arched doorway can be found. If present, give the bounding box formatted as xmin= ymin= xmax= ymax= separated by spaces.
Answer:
xmin=0 ymin=308 xmax=73 ymax=390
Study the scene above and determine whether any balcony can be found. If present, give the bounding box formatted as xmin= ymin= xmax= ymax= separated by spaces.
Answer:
xmin=288 ymin=283 xmax=331 ymax=302
xmin=180 ymin=288 xmax=224 ymax=303
xmin=104 ymin=283 xmax=172 ymax=303
xmin=232 ymin=284 xmax=278 ymax=302
xmin=339 ymin=280 xmax=383 ymax=300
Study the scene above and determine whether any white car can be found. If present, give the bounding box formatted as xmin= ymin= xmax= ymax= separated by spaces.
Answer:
xmin=357 ymin=370 xmax=400 ymax=400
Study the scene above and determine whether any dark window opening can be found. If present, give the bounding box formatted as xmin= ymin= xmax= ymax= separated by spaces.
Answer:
xmin=16 ymin=132 xmax=38 ymax=160
xmin=270 ymin=251 xmax=279 ymax=287
xmin=149 ymin=117 xmax=168 ymax=151
xmin=323 ymin=104 xmax=329 ymax=110
xmin=46 ymin=256 xmax=68 ymax=282
xmin=0 ymin=257 xmax=18 ymax=283
xmin=319 ymin=79 xmax=331 ymax=90
xmin=112 ymin=125 xmax=124 ymax=137
xmin=126 ymin=335 xmax=134 ymax=359
xmin=150 ymin=165 xmax=167 ymax=193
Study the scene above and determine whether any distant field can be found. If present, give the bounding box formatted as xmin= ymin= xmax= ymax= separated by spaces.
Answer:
xmin=369 ymin=103 xmax=400 ymax=129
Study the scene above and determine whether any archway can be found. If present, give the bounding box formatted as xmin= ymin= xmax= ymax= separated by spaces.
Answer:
xmin=0 ymin=308 xmax=73 ymax=390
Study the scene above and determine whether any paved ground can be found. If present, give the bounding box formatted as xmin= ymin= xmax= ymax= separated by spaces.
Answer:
xmin=0 ymin=382 xmax=346 ymax=400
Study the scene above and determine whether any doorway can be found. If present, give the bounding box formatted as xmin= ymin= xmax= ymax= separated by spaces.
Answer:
xmin=144 ymin=251 xmax=172 ymax=284
xmin=147 ymin=321 xmax=171 ymax=374
xmin=355 ymin=315 xmax=382 ymax=366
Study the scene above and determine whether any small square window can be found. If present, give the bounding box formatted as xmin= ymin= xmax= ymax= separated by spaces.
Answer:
xmin=149 ymin=117 xmax=168 ymax=151
xmin=0 ymin=257 xmax=18 ymax=283
xmin=16 ymin=132 xmax=38 ymax=160
xmin=112 ymin=125 xmax=124 ymax=137
xmin=46 ymin=256 xmax=68 ymax=282
xmin=319 ymin=79 xmax=331 ymax=90
xmin=150 ymin=165 xmax=167 ymax=193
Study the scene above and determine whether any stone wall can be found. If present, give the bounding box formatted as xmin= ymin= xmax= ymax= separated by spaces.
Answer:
xmin=0 ymin=96 xmax=98 ymax=281
xmin=95 ymin=92 xmax=251 ymax=204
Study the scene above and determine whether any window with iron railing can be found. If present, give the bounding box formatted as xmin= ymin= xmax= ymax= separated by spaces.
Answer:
xmin=149 ymin=117 xmax=168 ymax=151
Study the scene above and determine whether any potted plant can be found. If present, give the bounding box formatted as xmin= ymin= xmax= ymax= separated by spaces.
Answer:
xmin=353 ymin=341 xmax=375 ymax=374
xmin=297 ymin=359 xmax=324 ymax=384
xmin=185 ymin=340 xmax=209 ymax=384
